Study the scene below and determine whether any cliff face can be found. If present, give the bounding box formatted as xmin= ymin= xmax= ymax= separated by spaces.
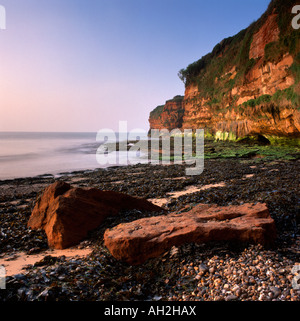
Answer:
xmin=149 ymin=96 xmax=184 ymax=131
xmin=182 ymin=52 xmax=298 ymax=139
xmin=148 ymin=0 xmax=300 ymax=141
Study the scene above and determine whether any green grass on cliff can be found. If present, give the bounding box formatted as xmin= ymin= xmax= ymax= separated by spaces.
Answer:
xmin=150 ymin=105 xmax=164 ymax=120
xmin=177 ymin=0 xmax=299 ymax=108
xmin=272 ymin=87 xmax=299 ymax=106
xmin=241 ymin=86 xmax=299 ymax=108
xmin=150 ymin=96 xmax=185 ymax=121
xmin=290 ymin=52 xmax=300 ymax=84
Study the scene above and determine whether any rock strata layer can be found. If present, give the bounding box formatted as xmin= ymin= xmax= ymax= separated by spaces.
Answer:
xmin=104 ymin=203 xmax=276 ymax=265
xmin=148 ymin=1 xmax=300 ymax=140
xmin=28 ymin=181 xmax=163 ymax=249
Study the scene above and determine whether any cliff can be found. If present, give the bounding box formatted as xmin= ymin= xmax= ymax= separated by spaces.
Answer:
xmin=149 ymin=0 xmax=300 ymax=142
xmin=149 ymin=95 xmax=184 ymax=131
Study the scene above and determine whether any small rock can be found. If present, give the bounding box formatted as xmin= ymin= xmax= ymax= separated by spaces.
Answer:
xmin=209 ymin=267 xmax=216 ymax=274
xmin=170 ymin=246 xmax=179 ymax=258
xmin=231 ymin=285 xmax=240 ymax=292
xmin=34 ymin=255 xmax=59 ymax=267
xmin=269 ymin=286 xmax=281 ymax=298
xmin=236 ymin=289 xmax=242 ymax=297
xmin=27 ymin=247 xmax=42 ymax=255
xmin=198 ymin=263 xmax=208 ymax=274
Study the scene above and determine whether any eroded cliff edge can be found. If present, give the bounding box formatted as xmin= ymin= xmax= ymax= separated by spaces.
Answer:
xmin=149 ymin=0 xmax=300 ymax=144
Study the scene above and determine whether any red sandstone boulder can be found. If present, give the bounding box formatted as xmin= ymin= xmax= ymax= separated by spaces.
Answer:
xmin=27 ymin=181 xmax=163 ymax=249
xmin=104 ymin=203 xmax=276 ymax=265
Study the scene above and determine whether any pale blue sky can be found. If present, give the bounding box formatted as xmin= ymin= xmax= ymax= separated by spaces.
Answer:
xmin=0 ymin=0 xmax=270 ymax=132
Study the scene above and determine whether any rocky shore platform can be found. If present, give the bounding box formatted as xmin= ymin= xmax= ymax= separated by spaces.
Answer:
xmin=0 ymin=151 xmax=299 ymax=301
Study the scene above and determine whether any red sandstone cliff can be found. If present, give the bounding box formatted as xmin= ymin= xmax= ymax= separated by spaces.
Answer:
xmin=149 ymin=96 xmax=184 ymax=131
xmin=149 ymin=0 xmax=300 ymax=141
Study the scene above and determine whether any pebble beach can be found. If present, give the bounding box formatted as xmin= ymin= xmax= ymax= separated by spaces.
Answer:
xmin=0 ymin=156 xmax=299 ymax=301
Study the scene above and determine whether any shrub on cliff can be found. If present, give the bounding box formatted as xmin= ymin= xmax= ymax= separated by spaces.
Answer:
xmin=178 ymin=0 xmax=299 ymax=104
xmin=149 ymin=105 xmax=164 ymax=120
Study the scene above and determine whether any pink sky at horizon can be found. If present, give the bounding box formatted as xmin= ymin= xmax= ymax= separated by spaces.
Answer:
xmin=0 ymin=0 xmax=270 ymax=132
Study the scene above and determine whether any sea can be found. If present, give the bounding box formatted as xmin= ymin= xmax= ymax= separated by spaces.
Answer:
xmin=0 ymin=132 xmax=148 ymax=180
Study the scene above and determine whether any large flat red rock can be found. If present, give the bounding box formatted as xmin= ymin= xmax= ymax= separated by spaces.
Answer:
xmin=27 ymin=181 xmax=163 ymax=249
xmin=104 ymin=203 xmax=276 ymax=265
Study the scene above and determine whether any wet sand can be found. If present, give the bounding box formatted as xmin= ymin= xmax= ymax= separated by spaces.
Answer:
xmin=148 ymin=182 xmax=226 ymax=207
xmin=1 ymin=247 xmax=93 ymax=277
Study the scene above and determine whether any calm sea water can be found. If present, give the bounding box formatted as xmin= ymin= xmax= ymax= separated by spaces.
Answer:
xmin=0 ymin=132 xmax=147 ymax=180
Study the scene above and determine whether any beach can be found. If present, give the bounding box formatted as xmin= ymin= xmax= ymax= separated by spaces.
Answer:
xmin=0 ymin=150 xmax=299 ymax=301
xmin=1 ymin=0 xmax=299 ymax=305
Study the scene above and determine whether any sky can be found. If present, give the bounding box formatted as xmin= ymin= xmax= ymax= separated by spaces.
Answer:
xmin=0 ymin=0 xmax=271 ymax=132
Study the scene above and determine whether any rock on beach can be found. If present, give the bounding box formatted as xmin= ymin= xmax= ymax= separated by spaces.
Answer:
xmin=104 ymin=202 xmax=276 ymax=265
xmin=27 ymin=181 xmax=163 ymax=249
